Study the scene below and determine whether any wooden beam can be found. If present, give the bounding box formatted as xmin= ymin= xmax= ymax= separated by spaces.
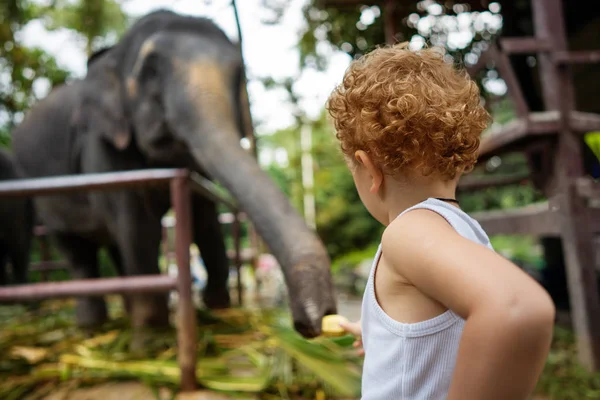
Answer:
xmin=554 ymin=51 xmax=600 ymax=65
xmin=479 ymin=118 xmax=529 ymax=157
xmin=477 ymin=111 xmax=600 ymax=160
xmin=383 ymin=0 xmax=396 ymax=44
xmin=571 ymin=111 xmax=600 ymax=132
xmin=529 ymin=111 xmax=560 ymax=132
xmin=471 ymin=201 xmax=600 ymax=236
xmin=471 ymin=202 xmax=559 ymax=236
xmin=576 ymin=177 xmax=600 ymax=200
xmin=533 ymin=0 xmax=600 ymax=372
xmin=500 ymin=37 xmax=552 ymax=54
xmin=488 ymin=44 xmax=529 ymax=118
xmin=458 ymin=173 xmax=530 ymax=191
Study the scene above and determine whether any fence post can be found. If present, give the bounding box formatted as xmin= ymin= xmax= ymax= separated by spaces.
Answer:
xmin=38 ymin=235 xmax=51 ymax=282
xmin=170 ymin=174 xmax=197 ymax=391
xmin=233 ymin=213 xmax=243 ymax=306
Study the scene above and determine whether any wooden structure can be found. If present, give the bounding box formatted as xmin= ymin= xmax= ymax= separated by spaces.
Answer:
xmin=318 ymin=0 xmax=600 ymax=370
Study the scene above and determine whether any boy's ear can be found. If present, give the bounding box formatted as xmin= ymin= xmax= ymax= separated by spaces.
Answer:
xmin=355 ymin=150 xmax=383 ymax=194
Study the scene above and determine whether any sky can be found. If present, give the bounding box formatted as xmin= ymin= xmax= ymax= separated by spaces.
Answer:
xmin=19 ymin=0 xmax=353 ymax=135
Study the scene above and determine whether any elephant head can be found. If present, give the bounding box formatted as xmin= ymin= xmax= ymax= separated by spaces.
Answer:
xmin=78 ymin=10 xmax=337 ymax=338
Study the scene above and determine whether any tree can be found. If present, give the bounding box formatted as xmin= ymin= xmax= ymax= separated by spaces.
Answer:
xmin=0 ymin=0 xmax=130 ymax=148
xmin=0 ymin=0 xmax=70 ymax=147
xmin=34 ymin=0 xmax=129 ymax=56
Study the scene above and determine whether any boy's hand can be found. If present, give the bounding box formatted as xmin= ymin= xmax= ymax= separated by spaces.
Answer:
xmin=339 ymin=320 xmax=364 ymax=356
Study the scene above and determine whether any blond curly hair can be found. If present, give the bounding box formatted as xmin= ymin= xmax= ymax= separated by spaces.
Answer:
xmin=327 ymin=42 xmax=491 ymax=180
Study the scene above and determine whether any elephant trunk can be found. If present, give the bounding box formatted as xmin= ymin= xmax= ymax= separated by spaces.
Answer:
xmin=168 ymin=62 xmax=337 ymax=338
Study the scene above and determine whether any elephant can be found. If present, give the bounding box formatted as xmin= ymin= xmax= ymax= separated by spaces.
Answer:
xmin=0 ymin=149 xmax=33 ymax=287
xmin=11 ymin=10 xmax=336 ymax=346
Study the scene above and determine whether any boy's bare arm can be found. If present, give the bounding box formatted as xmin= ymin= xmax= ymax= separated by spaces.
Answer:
xmin=382 ymin=210 xmax=555 ymax=400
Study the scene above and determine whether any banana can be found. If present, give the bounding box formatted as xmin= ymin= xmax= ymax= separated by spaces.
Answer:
xmin=321 ymin=314 xmax=349 ymax=337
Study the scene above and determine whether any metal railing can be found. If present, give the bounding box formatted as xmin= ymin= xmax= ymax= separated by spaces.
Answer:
xmin=0 ymin=168 xmax=244 ymax=392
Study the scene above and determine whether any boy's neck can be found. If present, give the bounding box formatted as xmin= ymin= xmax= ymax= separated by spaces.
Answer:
xmin=383 ymin=174 xmax=460 ymax=225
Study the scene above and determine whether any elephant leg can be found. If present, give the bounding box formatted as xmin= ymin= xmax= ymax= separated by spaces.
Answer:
xmin=107 ymin=245 xmax=133 ymax=316
xmin=192 ymin=195 xmax=230 ymax=309
xmin=112 ymin=195 xmax=169 ymax=349
xmin=54 ymin=234 xmax=107 ymax=328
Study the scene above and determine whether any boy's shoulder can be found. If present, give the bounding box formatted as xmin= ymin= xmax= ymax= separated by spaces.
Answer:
xmin=381 ymin=203 xmax=492 ymax=272
xmin=382 ymin=207 xmax=458 ymax=256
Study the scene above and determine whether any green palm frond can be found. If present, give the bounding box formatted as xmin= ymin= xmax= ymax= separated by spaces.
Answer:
xmin=0 ymin=300 xmax=362 ymax=399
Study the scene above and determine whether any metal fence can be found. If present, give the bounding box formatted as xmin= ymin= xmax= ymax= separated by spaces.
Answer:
xmin=0 ymin=168 xmax=244 ymax=392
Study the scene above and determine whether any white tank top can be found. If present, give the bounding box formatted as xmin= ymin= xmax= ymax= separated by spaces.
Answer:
xmin=360 ymin=198 xmax=494 ymax=399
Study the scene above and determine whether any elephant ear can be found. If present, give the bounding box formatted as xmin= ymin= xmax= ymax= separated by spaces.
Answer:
xmin=77 ymin=56 xmax=132 ymax=151
xmin=124 ymin=40 xmax=170 ymax=149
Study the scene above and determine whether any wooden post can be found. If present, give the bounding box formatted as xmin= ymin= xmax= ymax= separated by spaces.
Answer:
xmin=38 ymin=235 xmax=51 ymax=282
xmin=489 ymin=44 xmax=530 ymax=118
xmin=532 ymin=0 xmax=600 ymax=371
xmin=300 ymin=122 xmax=316 ymax=229
xmin=383 ymin=0 xmax=397 ymax=44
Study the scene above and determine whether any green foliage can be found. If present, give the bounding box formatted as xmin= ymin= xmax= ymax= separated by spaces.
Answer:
xmin=0 ymin=0 xmax=129 ymax=148
xmin=34 ymin=0 xmax=129 ymax=55
xmin=535 ymin=327 xmax=600 ymax=399
xmin=0 ymin=303 xmax=362 ymax=398
xmin=331 ymin=242 xmax=380 ymax=273
xmin=458 ymin=152 xmax=546 ymax=213
xmin=0 ymin=1 xmax=71 ymax=146
xmin=299 ymin=1 xmax=501 ymax=72
xmin=489 ymin=235 xmax=544 ymax=268
xmin=261 ymin=111 xmax=383 ymax=261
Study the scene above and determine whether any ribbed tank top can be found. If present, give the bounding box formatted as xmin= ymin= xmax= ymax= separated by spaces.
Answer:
xmin=360 ymin=198 xmax=494 ymax=399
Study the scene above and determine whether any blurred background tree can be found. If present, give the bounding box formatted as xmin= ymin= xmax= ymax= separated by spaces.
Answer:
xmin=0 ymin=1 xmax=69 ymax=147
xmin=33 ymin=0 xmax=129 ymax=56
xmin=0 ymin=0 xmax=128 ymax=148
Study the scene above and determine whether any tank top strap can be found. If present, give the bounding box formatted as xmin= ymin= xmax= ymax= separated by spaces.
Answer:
xmin=392 ymin=198 xmax=462 ymax=232
xmin=392 ymin=198 xmax=493 ymax=249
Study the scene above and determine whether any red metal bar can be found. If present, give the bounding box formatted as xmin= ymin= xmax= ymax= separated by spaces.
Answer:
xmin=233 ymin=214 xmax=243 ymax=306
xmin=0 ymin=168 xmax=185 ymax=198
xmin=171 ymin=175 xmax=197 ymax=392
xmin=0 ymin=275 xmax=177 ymax=302
xmin=189 ymin=172 xmax=237 ymax=211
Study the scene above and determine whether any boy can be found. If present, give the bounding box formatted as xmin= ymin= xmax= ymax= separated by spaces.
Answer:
xmin=327 ymin=42 xmax=555 ymax=399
